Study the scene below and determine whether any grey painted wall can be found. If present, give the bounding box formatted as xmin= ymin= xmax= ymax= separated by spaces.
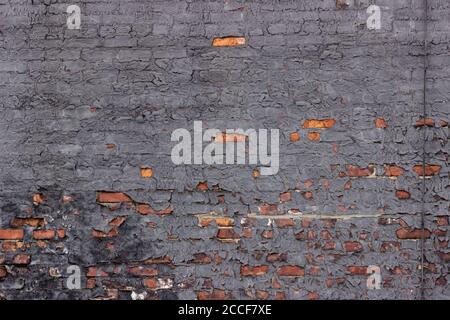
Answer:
xmin=0 ymin=0 xmax=448 ymax=300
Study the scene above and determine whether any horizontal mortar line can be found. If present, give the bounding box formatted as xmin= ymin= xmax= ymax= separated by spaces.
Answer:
xmin=246 ymin=213 xmax=383 ymax=220
xmin=195 ymin=212 xmax=384 ymax=220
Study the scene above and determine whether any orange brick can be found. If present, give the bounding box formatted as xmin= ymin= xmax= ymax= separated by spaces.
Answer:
xmin=212 ymin=36 xmax=246 ymax=47
xmin=140 ymin=167 xmax=153 ymax=178
xmin=0 ymin=229 xmax=24 ymax=240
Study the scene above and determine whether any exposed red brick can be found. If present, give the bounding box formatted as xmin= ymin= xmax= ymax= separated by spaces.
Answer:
xmin=197 ymin=289 xmax=231 ymax=300
xmin=266 ymin=253 xmax=287 ymax=263
xmin=384 ymin=165 xmax=405 ymax=177
xmin=336 ymin=0 xmax=349 ymax=9
xmin=92 ymin=228 xmax=118 ymax=238
xmin=320 ymin=230 xmax=333 ymax=240
xmin=240 ymin=265 xmax=269 ymax=277
xmin=275 ymin=291 xmax=286 ymax=300
xmin=279 ymin=191 xmax=291 ymax=202
xmin=258 ymin=203 xmax=278 ymax=215
xmin=33 ymin=230 xmax=55 ymax=240
xmin=413 ymin=164 xmax=441 ymax=176
xmin=436 ymin=216 xmax=449 ymax=226
xmin=10 ymin=217 xmax=44 ymax=228
xmin=87 ymin=267 xmax=108 ymax=277
xmin=375 ymin=118 xmax=387 ymax=128
xmin=262 ymin=230 xmax=273 ymax=239
xmin=197 ymin=181 xmax=209 ymax=191
xmin=395 ymin=190 xmax=411 ymax=199
xmin=346 ymin=165 xmax=374 ymax=177
xmin=242 ymin=227 xmax=252 ymax=238
xmin=97 ymin=192 xmax=131 ymax=203
xmin=256 ymin=290 xmax=269 ymax=300
xmin=57 ymin=229 xmax=66 ymax=239
xmin=323 ymin=241 xmax=336 ymax=250
xmin=108 ymin=216 xmax=128 ymax=227
xmin=415 ymin=118 xmax=435 ymax=127
xmin=303 ymin=119 xmax=336 ymax=129
xmin=212 ymin=36 xmax=245 ymax=47
xmin=439 ymin=119 xmax=449 ymax=127
xmin=347 ymin=266 xmax=368 ymax=275
xmin=140 ymin=167 xmax=153 ymax=178
xmin=275 ymin=218 xmax=295 ymax=228
xmin=290 ymin=132 xmax=300 ymax=142
xmin=0 ymin=229 xmax=24 ymax=240
xmin=396 ymin=228 xmax=431 ymax=239
xmin=277 ymin=265 xmax=305 ymax=277
xmin=136 ymin=204 xmax=173 ymax=216
xmin=141 ymin=257 xmax=171 ymax=267
xmin=344 ymin=241 xmax=363 ymax=252
xmin=302 ymin=191 xmax=313 ymax=200
xmin=214 ymin=133 xmax=247 ymax=142
xmin=308 ymin=291 xmax=319 ymax=300
xmin=0 ymin=266 xmax=7 ymax=278
xmin=2 ymin=241 xmax=22 ymax=252
xmin=189 ymin=253 xmax=212 ymax=264
xmin=344 ymin=180 xmax=352 ymax=190
xmin=216 ymin=228 xmax=240 ymax=241
xmin=13 ymin=254 xmax=31 ymax=265
xmin=127 ymin=266 xmax=158 ymax=277
xmin=307 ymin=131 xmax=320 ymax=141
xmin=33 ymin=193 xmax=45 ymax=205
xmin=215 ymin=217 xmax=234 ymax=227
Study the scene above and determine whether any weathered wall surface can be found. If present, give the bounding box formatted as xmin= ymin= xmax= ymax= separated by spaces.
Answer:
xmin=0 ymin=0 xmax=448 ymax=300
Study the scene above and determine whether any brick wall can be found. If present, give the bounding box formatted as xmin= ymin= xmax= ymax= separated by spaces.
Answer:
xmin=0 ymin=0 xmax=448 ymax=299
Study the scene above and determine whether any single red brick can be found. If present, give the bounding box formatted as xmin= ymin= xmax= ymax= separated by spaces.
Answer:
xmin=97 ymin=192 xmax=131 ymax=203
xmin=308 ymin=291 xmax=319 ymax=300
xmin=413 ymin=164 xmax=441 ymax=176
xmin=275 ymin=218 xmax=295 ymax=228
xmin=240 ymin=265 xmax=269 ymax=277
xmin=127 ymin=266 xmax=158 ymax=277
xmin=289 ymin=132 xmax=300 ymax=142
xmin=347 ymin=266 xmax=368 ymax=275
xmin=33 ymin=229 xmax=55 ymax=240
xmin=266 ymin=253 xmax=287 ymax=263
xmin=384 ymin=165 xmax=405 ymax=177
xmin=87 ymin=267 xmax=108 ymax=277
xmin=189 ymin=253 xmax=212 ymax=264
xmin=395 ymin=190 xmax=411 ymax=199
xmin=108 ymin=216 xmax=128 ymax=227
xmin=258 ymin=203 xmax=278 ymax=215
xmin=396 ymin=228 xmax=431 ymax=239
xmin=0 ymin=229 xmax=24 ymax=240
xmin=375 ymin=118 xmax=387 ymax=128
xmin=277 ymin=265 xmax=305 ymax=277
xmin=346 ymin=165 xmax=374 ymax=177
xmin=279 ymin=191 xmax=292 ymax=203
xmin=415 ymin=118 xmax=435 ymax=127
xmin=10 ymin=217 xmax=44 ymax=228
xmin=323 ymin=241 xmax=336 ymax=250
xmin=303 ymin=119 xmax=336 ymax=129
xmin=216 ymin=228 xmax=240 ymax=241
xmin=436 ymin=216 xmax=449 ymax=226
xmin=307 ymin=131 xmax=321 ymax=141
xmin=197 ymin=181 xmax=209 ymax=191
xmin=197 ymin=289 xmax=230 ymax=300
xmin=212 ymin=37 xmax=245 ymax=47
xmin=344 ymin=241 xmax=363 ymax=252
xmin=13 ymin=254 xmax=31 ymax=265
